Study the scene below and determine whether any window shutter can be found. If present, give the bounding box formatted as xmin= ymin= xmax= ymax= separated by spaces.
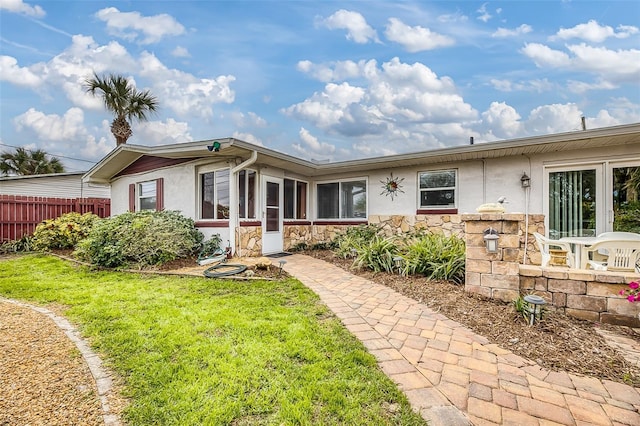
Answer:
xmin=129 ymin=184 xmax=136 ymax=212
xmin=156 ymin=178 xmax=164 ymax=211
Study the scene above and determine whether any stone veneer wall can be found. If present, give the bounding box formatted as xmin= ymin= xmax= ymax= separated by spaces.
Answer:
xmin=462 ymin=213 xmax=640 ymax=327
xmin=369 ymin=214 xmax=464 ymax=237
xmin=236 ymin=226 xmax=262 ymax=257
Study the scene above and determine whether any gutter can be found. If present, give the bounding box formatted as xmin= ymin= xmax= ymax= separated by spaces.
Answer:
xmin=229 ymin=150 xmax=258 ymax=257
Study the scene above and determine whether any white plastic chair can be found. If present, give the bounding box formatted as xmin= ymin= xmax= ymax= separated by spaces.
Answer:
xmin=533 ymin=232 xmax=574 ymax=267
xmin=582 ymin=239 xmax=640 ymax=272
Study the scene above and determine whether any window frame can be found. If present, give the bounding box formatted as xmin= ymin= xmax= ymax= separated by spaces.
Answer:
xmin=284 ymin=178 xmax=309 ymax=221
xmin=315 ymin=177 xmax=368 ymax=220
xmin=417 ymin=169 xmax=458 ymax=211
xmin=137 ymin=180 xmax=157 ymax=211
xmin=238 ymin=169 xmax=257 ymax=220
xmin=198 ymin=167 xmax=230 ymax=220
xmin=129 ymin=178 xmax=163 ymax=212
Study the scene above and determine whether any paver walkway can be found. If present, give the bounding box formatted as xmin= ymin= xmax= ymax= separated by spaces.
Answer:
xmin=282 ymin=254 xmax=640 ymax=426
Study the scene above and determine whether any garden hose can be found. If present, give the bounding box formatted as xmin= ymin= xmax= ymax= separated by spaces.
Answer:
xmin=203 ymin=263 xmax=248 ymax=278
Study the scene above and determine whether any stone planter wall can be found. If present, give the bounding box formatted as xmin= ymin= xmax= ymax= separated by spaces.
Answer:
xmin=519 ymin=265 xmax=640 ymax=326
xmin=369 ymin=214 xmax=465 ymax=237
xmin=462 ymin=213 xmax=640 ymax=326
xmin=236 ymin=226 xmax=262 ymax=257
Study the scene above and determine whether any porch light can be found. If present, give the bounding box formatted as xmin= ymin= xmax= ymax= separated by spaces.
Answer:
xmin=483 ymin=228 xmax=499 ymax=253
xmin=521 ymin=172 xmax=531 ymax=188
xmin=207 ymin=141 xmax=221 ymax=152
xmin=523 ymin=294 xmax=547 ymax=325
xmin=393 ymin=255 xmax=404 ymax=275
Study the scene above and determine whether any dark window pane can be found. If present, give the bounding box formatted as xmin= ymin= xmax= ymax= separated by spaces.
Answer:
xmin=421 ymin=190 xmax=455 ymax=207
xmin=139 ymin=196 xmax=156 ymax=211
xmin=238 ymin=170 xmax=246 ymax=219
xmin=266 ymin=207 xmax=279 ymax=231
xmin=247 ymin=171 xmax=256 ymax=219
xmin=215 ymin=170 xmax=229 ymax=219
xmin=296 ymin=181 xmax=307 ymax=219
xmin=284 ymin=179 xmax=294 ymax=219
xmin=317 ymin=183 xmax=339 ymax=219
xmin=420 ymin=170 xmax=455 ymax=189
xmin=201 ymin=172 xmax=215 ymax=219
xmin=548 ymin=169 xmax=596 ymax=238
xmin=340 ymin=180 xmax=366 ymax=218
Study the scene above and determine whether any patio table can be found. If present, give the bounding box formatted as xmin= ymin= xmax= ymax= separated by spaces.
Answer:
xmin=559 ymin=236 xmax=597 ymax=269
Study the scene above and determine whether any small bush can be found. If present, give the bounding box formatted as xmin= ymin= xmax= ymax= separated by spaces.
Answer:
xmin=614 ymin=201 xmax=640 ymax=233
xmin=334 ymin=224 xmax=381 ymax=258
xmin=32 ymin=212 xmax=100 ymax=251
xmin=75 ymin=210 xmax=203 ymax=268
xmin=402 ymin=231 xmax=465 ymax=283
xmin=353 ymin=234 xmax=399 ymax=273
xmin=0 ymin=235 xmax=35 ymax=254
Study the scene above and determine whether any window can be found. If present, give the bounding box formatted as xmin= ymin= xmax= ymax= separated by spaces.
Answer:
xmin=200 ymin=168 xmax=230 ymax=219
xmin=138 ymin=181 xmax=157 ymax=211
xmin=284 ymin=179 xmax=307 ymax=220
xmin=419 ymin=169 xmax=457 ymax=209
xmin=129 ymin=179 xmax=163 ymax=212
xmin=317 ymin=179 xmax=366 ymax=219
xmin=238 ymin=170 xmax=257 ymax=219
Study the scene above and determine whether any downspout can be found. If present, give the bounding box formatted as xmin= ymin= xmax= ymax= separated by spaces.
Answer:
xmin=229 ymin=150 xmax=258 ymax=257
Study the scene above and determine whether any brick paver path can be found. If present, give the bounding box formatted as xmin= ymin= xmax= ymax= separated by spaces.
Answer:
xmin=283 ymin=254 xmax=640 ymax=426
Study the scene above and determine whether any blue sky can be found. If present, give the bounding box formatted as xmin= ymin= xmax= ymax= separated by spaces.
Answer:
xmin=1 ymin=0 xmax=639 ymax=172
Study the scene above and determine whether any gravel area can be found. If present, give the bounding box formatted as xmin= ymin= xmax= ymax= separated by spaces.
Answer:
xmin=0 ymin=300 xmax=105 ymax=426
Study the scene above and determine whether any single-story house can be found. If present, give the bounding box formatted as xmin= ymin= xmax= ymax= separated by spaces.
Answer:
xmin=83 ymin=123 xmax=640 ymax=258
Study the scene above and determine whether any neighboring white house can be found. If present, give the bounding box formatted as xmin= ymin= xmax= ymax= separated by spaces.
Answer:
xmin=0 ymin=172 xmax=110 ymax=199
xmin=83 ymin=123 xmax=640 ymax=256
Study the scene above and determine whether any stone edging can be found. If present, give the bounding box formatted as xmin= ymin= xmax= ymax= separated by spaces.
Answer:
xmin=1 ymin=297 xmax=121 ymax=426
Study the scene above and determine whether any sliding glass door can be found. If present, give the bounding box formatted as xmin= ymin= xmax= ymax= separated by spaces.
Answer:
xmin=547 ymin=161 xmax=640 ymax=238
xmin=548 ymin=167 xmax=599 ymax=238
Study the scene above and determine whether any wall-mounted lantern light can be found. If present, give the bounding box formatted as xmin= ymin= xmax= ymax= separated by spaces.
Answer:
xmin=520 ymin=172 xmax=531 ymax=188
xmin=483 ymin=228 xmax=499 ymax=253
xmin=207 ymin=141 xmax=221 ymax=152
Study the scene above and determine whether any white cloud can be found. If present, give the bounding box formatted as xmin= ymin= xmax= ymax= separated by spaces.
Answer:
xmin=566 ymin=43 xmax=640 ymax=82
xmin=492 ymin=24 xmax=532 ymax=38
xmin=95 ymin=7 xmax=185 ymax=45
xmin=171 ymin=46 xmax=191 ymax=58
xmin=521 ymin=43 xmax=571 ymax=67
xmin=291 ymin=128 xmax=336 ymax=160
xmin=525 ymin=103 xmax=585 ymax=134
xmin=80 ymin=134 xmax=113 ymax=160
xmin=567 ymin=79 xmax=616 ymax=94
xmin=232 ymin=132 xmax=264 ymax=146
xmin=0 ymin=55 xmax=43 ymax=87
xmin=476 ymin=3 xmax=492 ymax=23
xmin=14 ymin=107 xmax=86 ymax=141
xmin=481 ymin=102 xmax=523 ymax=139
xmin=490 ymin=78 xmax=555 ymax=93
xmin=0 ymin=0 xmax=45 ymax=17
xmin=285 ymin=57 xmax=477 ymax=140
xmin=553 ymin=20 xmax=639 ymax=42
xmin=384 ymin=18 xmax=455 ymax=52
xmin=138 ymin=51 xmax=235 ymax=119
xmin=320 ymin=9 xmax=379 ymax=44
xmin=296 ymin=59 xmax=375 ymax=83
xmin=133 ymin=119 xmax=193 ymax=145
xmin=230 ymin=111 xmax=267 ymax=128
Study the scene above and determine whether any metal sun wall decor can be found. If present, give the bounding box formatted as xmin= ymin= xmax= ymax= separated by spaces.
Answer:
xmin=380 ymin=173 xmax=405 ymax=200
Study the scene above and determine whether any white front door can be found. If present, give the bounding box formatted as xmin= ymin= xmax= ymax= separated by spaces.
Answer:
xmin=262 ymin=176 xmax=283 ymax=254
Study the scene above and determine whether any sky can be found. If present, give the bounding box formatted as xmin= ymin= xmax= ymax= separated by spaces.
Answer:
xmin=1 ymin=0 xmax=639 ymax=172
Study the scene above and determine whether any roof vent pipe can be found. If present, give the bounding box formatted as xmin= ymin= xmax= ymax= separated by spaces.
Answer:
xmin=470 ymin=136 xmax=474 ymax=145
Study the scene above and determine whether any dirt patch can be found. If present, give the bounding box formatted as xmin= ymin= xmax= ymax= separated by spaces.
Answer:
xmin=304 ymin=249 xmax=640 ymax=386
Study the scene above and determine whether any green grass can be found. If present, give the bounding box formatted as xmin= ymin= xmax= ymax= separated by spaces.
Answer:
xmin=0 ymin=254 xmax=426 ymax=425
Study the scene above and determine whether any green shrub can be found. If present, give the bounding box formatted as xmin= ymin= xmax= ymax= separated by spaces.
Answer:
xmin=75 ymin=210 xmax=203 ymax=268
xmin=353 ymin=234 xmax=399 ymax=273
xmin=334 ymin=224 xmax=381 ymax=258
xmin=32 ymin=212 xmax=100 ymax=251
xmin=402 ymin=231 xmax=465 ymax=283
xmin=0 ymin=235 xmax=35 ymax=254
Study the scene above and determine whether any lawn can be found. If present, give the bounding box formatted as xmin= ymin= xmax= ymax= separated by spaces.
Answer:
xmin=0 ymin=254 xmax=426 ymax=425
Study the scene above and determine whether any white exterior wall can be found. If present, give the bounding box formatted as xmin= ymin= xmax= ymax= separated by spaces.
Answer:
xmin=0 ymin=174 xmax=110 ymax=198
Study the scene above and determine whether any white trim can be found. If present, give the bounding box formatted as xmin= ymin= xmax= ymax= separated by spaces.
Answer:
xmin=315 ymin=176 xmax=368 ymax=220
xmin=417 ymin=168 xmax=458 ymax=210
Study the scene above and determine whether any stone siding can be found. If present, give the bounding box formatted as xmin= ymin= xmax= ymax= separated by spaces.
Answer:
xmin=369 ymin=214 xmax=465 ymax=237
xmin=236 ymin=226 xmax=262 ymax=257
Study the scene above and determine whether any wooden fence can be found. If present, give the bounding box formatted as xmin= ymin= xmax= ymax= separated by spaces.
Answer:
xmin=0 ymin=195 xmax=111 ymax=242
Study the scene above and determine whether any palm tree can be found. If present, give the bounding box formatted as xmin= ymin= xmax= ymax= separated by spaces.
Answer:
xmin=0 ymin=147 xmax=65 ymax=176
xmin=84 ymin=73 xmax=159 ymax=145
